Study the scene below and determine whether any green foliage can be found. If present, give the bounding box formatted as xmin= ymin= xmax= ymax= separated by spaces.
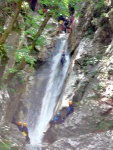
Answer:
xmin=0 ymin=24 xmax=3 ymax=34
xmin=9 ymin=88 xmax=16 ymax=94
xmin=15 ymin=47 xmax=35 ymax=67
xmin=0 ymin=143 xmax=11 ymax=150
xmin=26 ymin=28 xmax=37 ymax=39
xmin=96 ymin=120 xmax=113 ymax=131
xmin=97 ymin=83 xmax=104 ymax=91
xmin=0 ymin=45 xmax=6 ymax=58
xmin=39 ymin=0 xmax=70 ymax=17
xmin=62 ymin=0 xmax=69 ymax=8
xmin=87 ymin=83 xmax=104 ymax=100
xmin=87 ymin=94 xmax=100 ymax=100
xmin=110 ymin=96 xmax=113 ymax=100
xmin=17 ymin=71 xmax=26 ymax=83
xmin=6 ymin=0 xmax=13 ymax=3
xmin=36 ymin=36 xmax=46 ymax=47
xmin=0 ymin=141 xmax=18 ymax=150
xmin=82 ymin=56 xmax=99 ymax=67
xmin=46 ymin=24 xmax=53 ymax=29
xmin=75 ymin=12 xmax=81 ymax=17
xmin=82 ymin=56 xmax=99 ymax=73
xmin=8 ymin=68 xmax=18 ymax=73
xmin=0 ymin=83 xmax=8 ymax=90
xmin=96 ymin=0 xmax=105 ymax=11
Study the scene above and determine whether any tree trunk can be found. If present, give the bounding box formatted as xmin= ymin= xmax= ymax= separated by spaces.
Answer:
xmin=0 ymin=0 xmax=23 ymax=45
xmin=0 ymin=59 xmax=8 ymax=85
xmin=111 ymin=0 xmax=113 ymax=6
xmin=15 ymin=57 xmax=26 ymax=70
xmin=0 ymin=0 xmax=23 ymax=62
xmin=31 ymin=14 xmax=51 ymax=53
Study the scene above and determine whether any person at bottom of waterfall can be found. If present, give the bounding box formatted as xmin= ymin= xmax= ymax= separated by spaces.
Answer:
xmin=12 ymin=116 xmax=23 ymax=132
xmin=53 ymin=112 xmax=64 ymax=125
xmin=22 ymin=123 xmax=30 ymax=143
xmin=66 ymin=100 xmax=74 ymax=117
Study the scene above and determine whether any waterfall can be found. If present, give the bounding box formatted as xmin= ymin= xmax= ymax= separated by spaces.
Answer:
xmin=27 ymin=34 xmax=70 ymax=149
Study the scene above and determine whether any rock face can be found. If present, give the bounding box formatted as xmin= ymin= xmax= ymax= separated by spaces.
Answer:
xmin=43 ymin=1 xmax=113 ymax=149
xmin=1 ymin=1 xmax=113 ymax=149
xmin=45 ymin=131 xmax=113 ymax=150
xmin=0 ymin=4 xmax=58 ymax=149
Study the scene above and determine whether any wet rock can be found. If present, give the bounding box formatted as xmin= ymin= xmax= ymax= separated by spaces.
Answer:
xmin=100 ymin=103 xmax=112 ymax=115
xmin=91 ymin=18 xmax=99 ymax=28
xmin=0 ymin=124 xmax=25 ymax=150
xmin=108 ymin=64 xmax=113 ymax=75
xmin=45 ymin=131 xmax=113 ymax=150
xmin=108 ymin=8 xmax=113 ymax=31
xmin=74 ymin=77 xmax=91 ymax=101
xmin=29 ymin=76 xmax=35 ymax=81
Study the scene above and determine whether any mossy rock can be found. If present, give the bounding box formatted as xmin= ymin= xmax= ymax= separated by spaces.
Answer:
xmin=0 ymin=141 xmax=19 ymax=150
xmin=12 ymin=146 xmax=18 ymax=150
xmin=0 ymin=143 xmax=11 ymax=150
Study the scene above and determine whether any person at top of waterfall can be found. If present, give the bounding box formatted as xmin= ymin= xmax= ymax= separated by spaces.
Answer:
xmin=69 ymin=5 xmax=75 ymax=16
xmin=63 ymin=17 xmax=69 ymax=33
xmin=66 ymin=100 xmax=74 ymax=117
xmin=30 ymin=0 xmax=37 ymax=11
xmin=12 ymin=116 xmax=23 ymax=132
xmin=22 ymin=123 xmax=30 ymax=143
xmin=58 ymin=14 xmax=65 ymax=22
xmin=42 ymin=4 xmax=48 ymax=14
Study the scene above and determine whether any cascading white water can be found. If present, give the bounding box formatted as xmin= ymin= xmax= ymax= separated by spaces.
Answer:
xmin=27 ymin=34 xmax=70 ymax=149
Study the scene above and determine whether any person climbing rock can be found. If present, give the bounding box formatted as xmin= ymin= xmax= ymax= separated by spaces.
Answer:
xmin=22 ymin=123 xmax=30 ymax=143
xmin=12 ymin=117 xmax=23 ymax=132
xmin=30 ymin=0 xmax=37 ymax=11
xmin=66 ymin=100 xmax=74 ymax=117
xmin=53 ymin=112 xmax=64 ymax=125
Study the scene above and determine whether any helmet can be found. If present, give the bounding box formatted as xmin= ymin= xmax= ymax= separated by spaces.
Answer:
xmin=69 ymin=100 xmax=72 ymax=105
xmin=23 ymin=123 xmax=27 ymax=126
xmin=59 ymin=20 xmax=63 ymax=24
xmin=18 ymin=122 xmax=22 ymax=125
xmin=56 ymin=112 xmax=60 ymax=116
xmin=62 ymin=50 xmax=65 ymax=52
